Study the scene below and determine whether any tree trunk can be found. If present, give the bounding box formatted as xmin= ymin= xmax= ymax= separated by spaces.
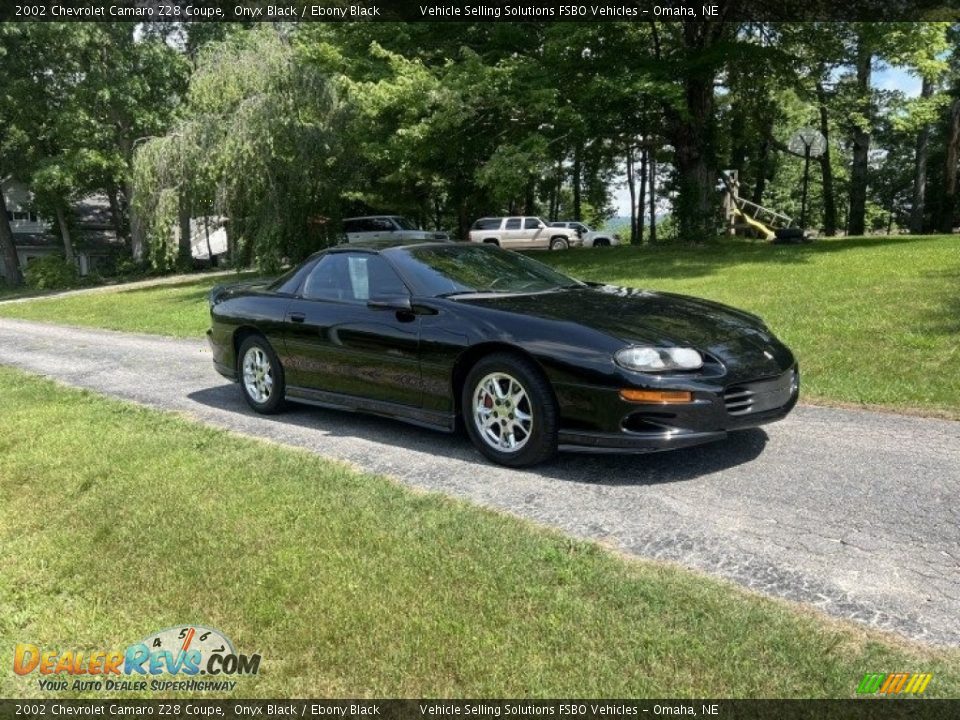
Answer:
xmin=626 ymin=144 xmax=637 ymax=244
xmin=125 ymin=179 xmax=145 ymax=261
xmin=204 ymin=216 xmax=214 ymax=266
xmin=815 ymin=74 xmax=838 ymax=236
xmin=54 ymin=204 xmax=76 ymax=267
xmin=939 ymin=97 xmax=960 ymax=233
xmin=670 ymin=71 xmax=718 ymax=241
xmin=848 ymin=36 xmax=872 ymax=237
xmin=0 ymin=192 xmax=24 ymax=286
xmin=457 ymin=198 xmax=469 ymax=242
xmin=751 ymin=137 xmax=770 ymax=206
xmin=106 ymin=181 xmax=128 ymax=244
xmin=524 ymin=177 xmax=536 ymax=216
xmin=648 ymin=150 xmax=657 ymax=244
xmin=572 ymin=144 xmax=582 ymax=221
xmin=549 ymin=159 xmax=562 ymax=220
xmin=120 ymin=133 xmax=146 ymax=261
xmin=178 ymin=192 xmax=192 ymax=265
xmin=638 ymin=147 xmax=648 ymax=243
xmin=909 ymin=76 xmax=934 ymax=234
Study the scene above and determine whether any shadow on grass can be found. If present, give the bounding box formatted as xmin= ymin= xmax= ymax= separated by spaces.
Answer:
xmin=920 ymin=268 xmax=960 ymax=337
xmin=115 ymin=271 xmax=262 ymax=297
xmin=186 ymin=383 xmax=769 ymax=486
xmin=546 ymin=235 xmax=944 ymax=283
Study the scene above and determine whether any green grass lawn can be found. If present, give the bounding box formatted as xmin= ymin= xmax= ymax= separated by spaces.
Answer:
xmin=0 ymin=235 xmax=958 ymax=417
xmin=1 ymin=366 xmax=958 ymax=699
xmin=540 ymin=235 xmax=960 ymax=419
xmin=0 ymin=271 xmax=257 ymax=337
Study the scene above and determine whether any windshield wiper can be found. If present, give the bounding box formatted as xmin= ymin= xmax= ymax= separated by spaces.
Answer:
xmin=436 ymin=290 xmax=482 ymax=298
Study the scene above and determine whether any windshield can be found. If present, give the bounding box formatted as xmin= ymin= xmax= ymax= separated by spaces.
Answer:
xmin=393 ymin=244 xmax=581 ymax=297
xmin=392 ymin=216 xmax=418 ymax=230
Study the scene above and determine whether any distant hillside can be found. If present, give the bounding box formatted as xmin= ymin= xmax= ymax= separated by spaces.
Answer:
xmin=601 ymin=214 xmax=668 ymax=234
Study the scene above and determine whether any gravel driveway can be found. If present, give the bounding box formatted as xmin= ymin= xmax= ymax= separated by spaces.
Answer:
xmin=1 ymin=317 xmax=958 ymax=646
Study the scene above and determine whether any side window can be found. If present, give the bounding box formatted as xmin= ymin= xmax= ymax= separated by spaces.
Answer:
xmin=504 ymin=218 xmax=521 ymax=230
xmin=475 ymin=218 xmax=500 ymax=230
xmin=549 ymin=222 xmax=565 ymax=228
xmin=302 ymin=255 xmax=351 ymax=300
xmin=343 ymin=220 xmax=361 ymax=234
xmin=369 ymin=217 xmax=394 ymax=232
xmin=301 ymin=254 xmax=407 ymax=302
xmin=363 ymin=255 xmax=408 ymax=298
xmin=524 ymin=218 xmax=541 ymax=229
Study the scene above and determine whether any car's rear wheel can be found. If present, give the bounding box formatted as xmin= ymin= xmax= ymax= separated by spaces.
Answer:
xmin=462 ymin=353 xmax=558 ymax=467
xmin=238 ymin=335 xmax=286 ymax=414
xmin=483 ymin=238 xmax=500 ymax=246
xmin=594 ymin=238 xmax=610 ymax=247
xmin=549 ymin=237 xmax=569 ymax=251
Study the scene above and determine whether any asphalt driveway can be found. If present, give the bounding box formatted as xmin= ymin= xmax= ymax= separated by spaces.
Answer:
xmin=1 ymin=317 xmax=958 ymax=646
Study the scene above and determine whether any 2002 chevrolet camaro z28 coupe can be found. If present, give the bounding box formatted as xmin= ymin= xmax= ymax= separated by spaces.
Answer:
xmin=207 ymin=241 xmax=798 ymax=467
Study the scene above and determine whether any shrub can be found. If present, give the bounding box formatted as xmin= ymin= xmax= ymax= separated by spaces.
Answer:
xmin=24 ymin=255 xmax=80 ymax=290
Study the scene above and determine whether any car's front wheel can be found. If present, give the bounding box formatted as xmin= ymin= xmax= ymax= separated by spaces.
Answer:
xmin=238 ymin=335 xmax=286 ymax=414
xmin=549 ymin=236 xmax=569 ymax=251
xmin=462 ymin=353 xmax=558 ymax=467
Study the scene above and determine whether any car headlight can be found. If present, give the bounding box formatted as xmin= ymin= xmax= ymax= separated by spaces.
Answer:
xmin=615 ymin=346 xmax=703 ymax=372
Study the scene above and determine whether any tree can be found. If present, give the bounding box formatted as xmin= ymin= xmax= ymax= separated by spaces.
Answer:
xmin=134 ymin=27 xmax=355 ymax=271
xmin=650 ymin=18 xmax=741 ymax=241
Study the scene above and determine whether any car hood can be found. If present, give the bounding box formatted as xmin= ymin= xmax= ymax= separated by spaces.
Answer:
xmin=457 ymin=284 xmax=793 ymax=377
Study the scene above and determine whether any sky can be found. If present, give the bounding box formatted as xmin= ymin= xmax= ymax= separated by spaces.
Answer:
xmin=611 ymin=66 xmax=923 ymax=217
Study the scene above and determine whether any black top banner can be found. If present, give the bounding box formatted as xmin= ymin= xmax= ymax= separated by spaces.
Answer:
xmin=1 ymin=701 xmax=960 ymax=720
xmin=1 ymin=0 xmax=959 ymax=23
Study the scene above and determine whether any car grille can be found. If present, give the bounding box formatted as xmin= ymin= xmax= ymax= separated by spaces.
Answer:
xmin=724 ymin=368 xmax=797 ymax=416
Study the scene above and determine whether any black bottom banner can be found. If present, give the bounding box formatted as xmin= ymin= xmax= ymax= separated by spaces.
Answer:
xmin=1 ymin=700 xmax=959 ymax=720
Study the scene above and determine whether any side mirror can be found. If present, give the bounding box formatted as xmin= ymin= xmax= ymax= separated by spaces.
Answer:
xmin=367 ymin=295 xmax=412 ymax=312
xmin=538 ymin=223 xmax=546 ymax=229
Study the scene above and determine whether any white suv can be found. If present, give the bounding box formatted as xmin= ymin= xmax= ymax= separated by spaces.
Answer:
xmin=549 ymin=221 xmax=619 ymax=247
xmin=343 ymin=215 xmax=449 ymax=243
xmin=468 ymin=216 xmax=580 ymax=250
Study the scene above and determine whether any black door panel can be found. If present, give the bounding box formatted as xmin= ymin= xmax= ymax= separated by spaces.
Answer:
xmin=282 ymin=253 xmax=422 ymax=407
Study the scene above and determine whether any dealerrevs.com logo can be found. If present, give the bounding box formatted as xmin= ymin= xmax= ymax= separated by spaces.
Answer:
xmin=13 ymin=625 xmax=261 ymax=693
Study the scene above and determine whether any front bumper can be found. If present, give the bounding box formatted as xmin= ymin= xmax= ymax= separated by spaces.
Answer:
xmin=554 ymin=366 xmax=799 ymax=454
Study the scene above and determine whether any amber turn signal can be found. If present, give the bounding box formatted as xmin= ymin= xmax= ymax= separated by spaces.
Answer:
xmin=619 ymin=389 xmax=693 ymax=404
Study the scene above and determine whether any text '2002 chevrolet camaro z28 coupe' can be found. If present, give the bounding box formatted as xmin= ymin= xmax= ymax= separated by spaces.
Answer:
xmin=207 ymin=241 xmax=798 ymax=467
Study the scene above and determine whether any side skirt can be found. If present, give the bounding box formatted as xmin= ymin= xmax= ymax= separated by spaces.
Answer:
xmin=285 ymin=385 xmax=457 ymax=433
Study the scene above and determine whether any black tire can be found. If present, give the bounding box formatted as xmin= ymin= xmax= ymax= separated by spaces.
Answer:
xmin=461 ymin=352 xmax=558 ymax=467
xmin=549 ymin=236 xmax=569 ymax=251
xmin=594 ymin=238 xmax=611 ymax=247
xmin=237 ymin=335 xmax=286 ymax=414
xmin=483 ymin=238 xmax=500 ymax=246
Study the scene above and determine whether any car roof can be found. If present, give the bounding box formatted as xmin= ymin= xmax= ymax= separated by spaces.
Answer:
xmin=343 ymin=215 xmax=405 ymax=221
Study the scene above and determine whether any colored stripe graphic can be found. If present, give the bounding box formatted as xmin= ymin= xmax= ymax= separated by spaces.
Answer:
xmin=858 ymin=672 xmax=932 ymax=695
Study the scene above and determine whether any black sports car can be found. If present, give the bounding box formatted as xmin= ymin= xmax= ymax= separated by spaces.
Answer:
xmin=207 ymin=241 xmax=798 ymax=467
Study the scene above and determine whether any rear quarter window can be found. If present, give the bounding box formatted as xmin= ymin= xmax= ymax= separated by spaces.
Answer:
xmin=472 ymin=218 xmax=502 ymax=231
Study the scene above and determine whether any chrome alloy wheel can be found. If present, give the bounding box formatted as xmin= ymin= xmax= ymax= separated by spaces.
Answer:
xmin=472 ymin=372 xmax=534 ymax=452
xmin=242 ymin=346 xmax=274 ymax=404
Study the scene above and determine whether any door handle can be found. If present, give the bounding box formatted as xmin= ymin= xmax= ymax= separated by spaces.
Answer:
xmin=288 ymin=312 xmax=306 ymax=323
